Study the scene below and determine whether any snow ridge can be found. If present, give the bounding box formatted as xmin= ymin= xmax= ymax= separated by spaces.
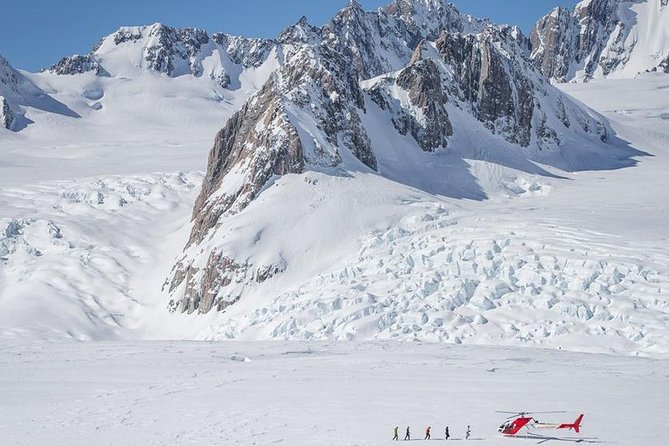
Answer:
xmin=45 ymin=23 xmax=277 ymax=89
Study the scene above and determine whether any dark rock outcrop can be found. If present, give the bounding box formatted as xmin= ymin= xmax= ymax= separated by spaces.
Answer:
xmin=1 ymin=96 xmax=15 ymax=130
xmin=46 ymin=54 xmax=109 ymax=76
xmin=212 ymin=33 xmax=276 ymax=69
xmin=368 ymin=43 xmax=453 ymax=151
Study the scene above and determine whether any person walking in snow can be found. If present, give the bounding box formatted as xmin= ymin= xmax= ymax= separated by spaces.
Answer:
xmin=393 ymin=426 xmax=399 ymax=440
xmin=445 ymin=426 xmax=450 ymax=440
xmin=404 ymin=426 xmax=411 ymax=441
xmin=465 ymin=425 xmax=471 ymax=440
xmin=424 ymin=426 xmax=431 ymax=440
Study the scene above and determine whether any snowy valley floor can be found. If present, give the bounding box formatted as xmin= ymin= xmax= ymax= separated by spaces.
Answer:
xmin=1 ymin=341 xmax=667 ymax=446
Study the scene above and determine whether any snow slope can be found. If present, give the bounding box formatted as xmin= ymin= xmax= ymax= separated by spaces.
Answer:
xmin=0 ymin=54 xmax=79 ymax=131
xmin=0 ymin=172 xmax=202 ymax=340
xmin=1 ymin=341 xmax=667 ymax=446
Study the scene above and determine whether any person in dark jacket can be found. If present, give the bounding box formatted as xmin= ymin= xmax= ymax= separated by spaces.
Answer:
xmin=404 ymin=426 xmax=411 ymax=441
xmin=445 ymin=426 xmax=450 ymax=440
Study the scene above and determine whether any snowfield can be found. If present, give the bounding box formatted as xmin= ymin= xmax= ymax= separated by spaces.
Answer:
xmin=1 ymin=341 xmax=667 ymax=446
xmin=0 ymin=172 xmax=203 ymax=341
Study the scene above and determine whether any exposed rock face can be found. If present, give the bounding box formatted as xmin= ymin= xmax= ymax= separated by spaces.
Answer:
xmin=0 ymin=96 xmax=15 ymax=130
xmin=368 ymin=25 xmax=543 ymax=150
xmin=437 ymin=29 xmax=535 ymax=147
xmin=1 ymin=56 xmax=24 ymax=131
xmin=211 ymin=33 xmax=276 ymax=69
xmin=657 ymin=55 xmax=669 ymax=73
xmin=0 ymin=54 xmax=41 ymax=131
xmin=530 ymin=0 xmax=669 ymax=82
xmin=45 ymin=54 xmax=109 ymax=76
xmin=529 ymin=7 xmax=576 ymax=83
xmin=166 ymin=0 xmax=613 ymax=315
xmin=368 ymin=44 xmax=453 ymax=151
xmin=382 ymin=0 xmax=487 ymax=42
xmin=166 ymin=77 xmax=304 ymax=313
xmin=133 ymin=25 xmax=210 ymax=76
xmin=189 ymin=78 xmax=304 ymax=247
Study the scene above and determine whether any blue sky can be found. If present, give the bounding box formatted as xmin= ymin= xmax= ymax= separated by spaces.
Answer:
xmin=1 ymin=0 xmax=578 ymax=71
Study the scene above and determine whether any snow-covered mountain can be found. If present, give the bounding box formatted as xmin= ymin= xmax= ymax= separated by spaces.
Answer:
xmin=165 ymin=0 xmax=632 ymax=325
xmin=530 ymin=0 xmax=669 ymax=82
xmin=45 ymin=23 xmax=277 ymax=90
xmin=0 ymin=23 xmax=283 ymax=143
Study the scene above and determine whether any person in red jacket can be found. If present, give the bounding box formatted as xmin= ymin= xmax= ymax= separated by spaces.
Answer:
xmin=424 ymin=426 xmax=431 ymax=440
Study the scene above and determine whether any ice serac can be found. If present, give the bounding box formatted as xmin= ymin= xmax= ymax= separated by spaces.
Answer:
xmin=46 ymin=23 xmax=276 ymax=89
xmin=167 ymin=17 xmax=378 ymax=314
xmin=530 ymin=0 xmax=669 ymax=82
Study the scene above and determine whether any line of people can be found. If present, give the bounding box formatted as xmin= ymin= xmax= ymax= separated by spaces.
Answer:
xmin=392 ymin=425 xmax=471 ymax=440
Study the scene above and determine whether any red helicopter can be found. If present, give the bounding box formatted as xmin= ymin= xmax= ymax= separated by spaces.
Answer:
xmin=497 ymin=411 xmax=587 ymax=440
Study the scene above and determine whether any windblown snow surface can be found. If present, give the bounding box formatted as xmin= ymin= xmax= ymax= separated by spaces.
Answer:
xmin=1 ymin=341 xmax=667 ymax=445
xmin=0 ymin=64 xmax=668 ymax=445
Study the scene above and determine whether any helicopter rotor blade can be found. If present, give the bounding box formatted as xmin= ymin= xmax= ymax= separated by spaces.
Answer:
xmin=496 ymin=410 xmax=568 ymax=419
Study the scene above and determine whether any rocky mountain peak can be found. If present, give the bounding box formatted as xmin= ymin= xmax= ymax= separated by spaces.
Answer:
xmin=531 ymin=0 xmax=669 ymax=82
xmin=44 ymin=23 xmax=277 ymax=90
xmin=109 ymin=23 xmax=211 ymax=76
xmin=45 ymin=54 xmax=110 ymax=76
xmin=278 ymin=16 xmax=322 ymax=44
xmin=383 ymin=0 xmax=484 ymax=40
